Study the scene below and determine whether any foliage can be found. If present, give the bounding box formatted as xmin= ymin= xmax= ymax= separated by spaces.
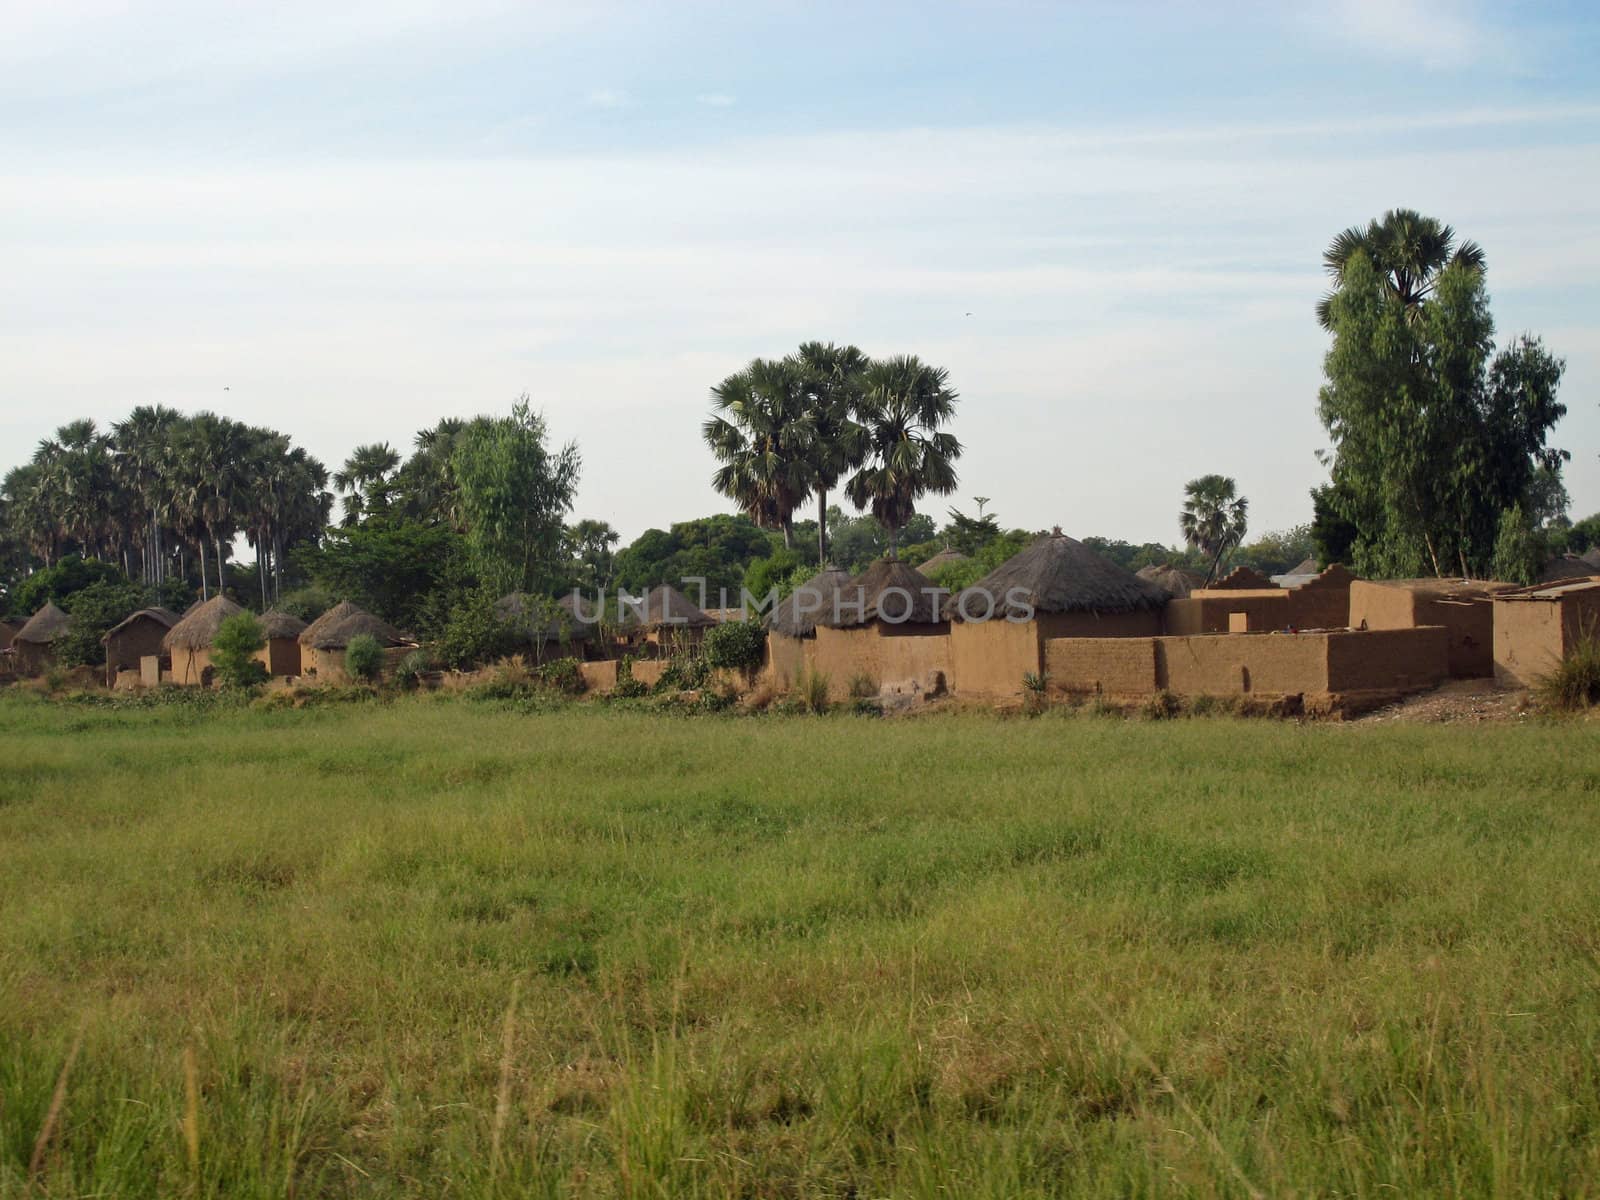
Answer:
xmin=656 ymin=653 xmax=711 ymax=693
xmin=613 ymin=655 xmax=649 ymax=699
xmin=536 ymin=656 xmax=585 ymax=695
xmin=614 ymin=514 xmax=775 ymax=597
xmin=797 ymin=668 xmax=831 ymax=713
xmin=452 ymin=399 xmax=581 ymax=597
xmin=1309 ymin=484 xmax=1361 ymax=570
xmin=808 ymin=506 xmax=937 ymax=573
xmin=1080 ymin=537 xmax=1193 ymax=574
xmin=211 ymin=612 xmax=270 ymax=689
xmin=11 ymin=555 xmax=127 ymax=617
xmin=394 ymin=649 xmax=432 ymax=691
xmin=741 ymin=545 xmax=808 ymax=604
xmin=703 ymin=619 xmax=767 ymax=671
xmin=925 ymin=530 xmax=1034 ymax=594
xmin=847 ymin=671 xmax=878 ymax=700
xmin=942 ymin=506 xmax=1000 ymax=556
xmin=274 ymin=586 xmax=332 ymax=624
xmin=433 ymin=588 xmax=522 ymax=672
xmin=1535 ymin=633 xmax=1600 ymax=711
xmin=1315 ymin=207 xmax=1485 ymax=330
xmin=1234 ymin=525 xmax=1316 ymax=576
xmin=1490 ymin=503 xmax=1545 ymax=587
xmin=1179 ymin=475 xmax=1248 ymax=584
xmin=1317 ymin=224 xmax=1567 ymax=578
xmin=344 ymin=633 xmax=384 ymax=682
xmin=562 ymin=519 xmax=620 ymax=592
xmin=704 ymin=358 xmax=820 ymax=547
xmin=300 ymin=519 xmax=466 ymax=630
xmin=846 ymin=356 xmax=962 ymax=552
xmin=56 ymin=577 xmax=150 ymax=668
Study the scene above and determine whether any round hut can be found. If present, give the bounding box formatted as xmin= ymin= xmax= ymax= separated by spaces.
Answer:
xmin=916 ymin=547 xmax=969 ymax=576
xmin=12 ymin=602 xmax=72 ymax=675
xmin=101 ymin=607 xmax=179 ymax=687
xmin=946 ymin=530 xmax=1168 ymax=697
xmin=813 ymin=558 xmax=950 ymax=699
xmin=258 ymin=610 xmax=308 ymax=677
xmin=299 ymin=602 xmax=406 ymax=680
xmin=496 ymin=593 xmax=596 ymax=661
xmin=763 ymin=566 xmax=853 ymax=685
xmin=619 ymin=585 xmax=716 ymax=656
xmin=163 ymin=595 xmax=246 ymax=685
xmin=1136 ymin=563 xmax=1206 ymax=599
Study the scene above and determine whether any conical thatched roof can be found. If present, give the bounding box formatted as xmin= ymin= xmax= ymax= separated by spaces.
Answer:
xmin=15 ymin=601 xmax=72 ymax=645
xmin=1288 ymin=556 xmax=1320 ymax=576
xmin=622 ymin=585 xmax=716 ymax=631
xmin=101 ymin=607 xmax=179 ymax=643
xmin=258 ymin=609 xmax=307 ymax=639
xmin=917 ymin=547 xmax=969 ymax=574
xmin=163 ymin=595 xmax=246 ymax=650
xmin=1540 ymin=554 xmax=1597 ymax=583
xmin=496 ymin=592 xmax=594 ymax=642
xmin=1208 ymin=565 xmax=1275 ymax=591
xmin=307 ymin=604 xmax=404 ymax=650
xmin=1136 ymin=564 xmax=1205 ymax=599
xmin=826 ymin=559 xmax=945 ymax=628
xmin=766 ymin=567 xmax=853 ymax=638
xmin=298 ymin=600 xmax=362 ymax=647
xmin=1583 ymin=547 xmax=1600 ymax=570
xmin=946 ymin=532 xmax=1166 ymax=621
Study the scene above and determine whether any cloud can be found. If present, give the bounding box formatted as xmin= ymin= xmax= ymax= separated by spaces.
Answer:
xmin=583 ymin=88 xmax=631 ymax=109
xmin=695 ymin=92 xmax=736 ymax=107
xmin=1308 ymin=0 xmax=1492 ymax=69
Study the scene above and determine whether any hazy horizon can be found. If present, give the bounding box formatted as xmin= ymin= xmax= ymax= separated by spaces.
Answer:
xmin=4 ymin=0 xmax=1597 ymax=548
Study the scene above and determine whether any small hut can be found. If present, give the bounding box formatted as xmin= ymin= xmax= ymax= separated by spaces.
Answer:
xmin=1493 ymin=577 xmax=1600 ymax=686
xmin=258 ymin=610 xmax=307 ymax=676
xmin=1136 ymin=563 xmax=1205 ymax=599
xmin=0 ymin=619 xmax=17 ymax=653
xmin=946 ymin=531 xmax=1167 ymax=697
xmin=101 ymin=607 xmax=178 ymax=687
xmin=1582 ymin=547 xmax=1600 ymax=571
xmin=496 ymin=593 xmax=596 ymax=661
xmin=1540 ymin=554 xmax=1598 ymax=584
xmin=12 ymin=602 xmax=72 ymax=675
xmin=617 ymin=585 xmax=716 ymax=656
xmin=299 ymin=601 xmax=407 ymax=680
xmin=763 ymin=566 xmax=853 ymax=685
xmin=916 ymin=547 xmax=969 ymax=576
xmin=163 ymin=595 xmax=247 ymax=685
xmin=812 ymin=559 xmax=950 ymax=698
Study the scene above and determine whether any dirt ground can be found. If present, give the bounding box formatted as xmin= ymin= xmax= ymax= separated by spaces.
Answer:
xmin=1356 ymin=678 xmax=1535 ymax=724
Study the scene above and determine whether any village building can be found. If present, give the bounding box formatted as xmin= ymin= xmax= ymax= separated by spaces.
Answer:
xmin=0 ymin=619 xmax=17 ymax=653
xmin=13 ymin=602 xmax=72 ymax=675
xmin=299 ymin=601 xmax=409 ymax=680
xmin=617 ymin=585 xmax=717 ymax=656
xmin=1492 ymin=578 xmax=1600 ymax=687
xmin=495 ymin=593 xmax=596 ymax=661
xmin=101 ymin=607 xmax=178 ymax=687
xmin=814 ymin=558 xmax=951 ymax=700
xmin=1165 ymin=564 xmax=1356 ymax=634
xmin=1135 ymin=563 xmax=1205 ymax=599
xmin=763 ymin=566 xmax=853 ymax=686
xmin=164 ymin=595 xmax=248 ymax=685
xmin=947 ymin=531 xmax=1168 ymax=698
xmin=258 ymin=610 xmax=308 ymax=677
xmin=916 ymin=547 xmax=968 ymax=575
xmin=1347 ymin=578 xmax=1512 ymax=679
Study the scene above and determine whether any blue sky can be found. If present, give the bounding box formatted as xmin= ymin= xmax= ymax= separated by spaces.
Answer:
xmin=3 ymin=0 xmax=1598 ymax=546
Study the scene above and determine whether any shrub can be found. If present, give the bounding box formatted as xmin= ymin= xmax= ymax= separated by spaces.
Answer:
xmin=1141 ymin=690 xmax=1180 ymax=720
xmin=394 ymin=649 xmax=433 ymax=691
xmin=12 ymin=555 xmax=126 ymax=616
xmin=1536 ymin=634 xmax=1600 ymax=711
xmin=57 ymin=578 xmax=150 ymax=669
xmin=848 ymin=672 xmax=878 ymax=700
xmin=345 ymin=634 xmax=385 ymax=683
xmin=434 ymin=588 xmax=521 ymax=671
xmin=614 ymin=655 xmax=649 ymax=699
xmin=703 ymin=620 xmax=766 ymax=671
xmin=657 ymin=653 xmax=710 ymax=693
xmin=797 ymin=668 xmax=831 ymax=714
xmin=212 ymin=612 xmax=269 ymax=689
xmin=537 ymin=656 xmax=585 ymax=695
xmin=1188 ymin=693 xmax=1218 ymax=717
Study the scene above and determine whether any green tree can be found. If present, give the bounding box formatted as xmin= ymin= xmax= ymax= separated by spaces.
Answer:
xmin=1318 ymin=226 xmax=1567 ymax=578
xmin=333 ymin=443 xmax=401 ymax=527
xmin=1179 ymin=475 xmax=1249 ymax=584
xmin=212 ymin=612 xmax=269 ymax=688
xmin=703 ymin=358 xmax=816 ymax=547
xmin=56 ymin=578 xmax=148 ymax=668
xmin=452 ymin=400 xmax=581 ymax=597
xmin=300 ymin=520 xmax=466 ymax=629
xmin=1317 ymin=208 xmax=1484 ymax=330
xmin=846 ymin=356 xmax=962 ymax=557
xmin=563 ymin=519 xmax=621 ymax=592
xmin=344 ymin=633 xmax=384 ymax=682
xmin=1491 ymin=503 xmax=1545 ymax=586
xmin=794 ymin=342 xmax=869 ymax=564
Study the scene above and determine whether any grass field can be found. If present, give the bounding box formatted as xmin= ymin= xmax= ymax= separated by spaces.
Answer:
xmin=2 ymin=692 xmax=1599 ymax=1198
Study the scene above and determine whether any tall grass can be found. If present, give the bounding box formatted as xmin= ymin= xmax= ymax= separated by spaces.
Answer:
xmin=1 ymin=692 xmax=1598 ymax=1196
xmin=1536 ymin=632 xmax=1600 ymax=711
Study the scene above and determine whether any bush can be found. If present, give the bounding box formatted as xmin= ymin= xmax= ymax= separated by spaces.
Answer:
xmin=394 ymin=649 xmax=433 ymax=691
xmin=703 ymin=619 xmax=766 ymax=671
xmin=212 ymin=612 xmax=269 ymax=689
xmin=12 ymin=556 xmax=127 ymax=617
xmin=57 ymin=578 xmax=150 ymax=668
xmin=275 ymin=586 xmax=332 ymax=624
xmin=656 ymin=653 xmax=711 ymax=693
xmin=848 ymin=672 xmax=878 ymax=700
xmin=613 ymin=655 xmax=649 ymax=699
xmin=797 ymin=668 xmax=831 ymax=714
xmin=1141 ymin=690 xmax=1180 ymax=720
xmin=537 ymin=656 xmax=585 ymax=695
xmin=434 ymin=588 xmax=521 ymax=671
xmin=1536 ymin=634 xmax=1600 ymax=711
xmin=345 ymin=634 xmax=385 ymax=683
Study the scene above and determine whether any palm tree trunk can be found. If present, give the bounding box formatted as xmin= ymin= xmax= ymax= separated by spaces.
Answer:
xmin=215 ymin=536 xmax=227 ymax=596
xmin=817 ymin=489 xmax=828 ymax=565
xmin=197 ymin=538 xmax=209 ymax=600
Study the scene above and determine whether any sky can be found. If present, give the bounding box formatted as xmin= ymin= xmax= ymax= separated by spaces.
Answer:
xmin=3 ymin=0 xmax=1598 ymax=548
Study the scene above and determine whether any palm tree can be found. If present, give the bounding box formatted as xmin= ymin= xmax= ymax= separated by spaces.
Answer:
xmin=795 ymin=341 xmax=869 ymax=565
xmin=112 ymin=405 xmax=182 ymax=585
xmin=397 ymin=418 xmax=468 ymax=528
xmin=1317 ymin=208 xmax=1485 ymax=329
xmin=1180 ymin=475 xmax=1249 ymax=584
xmin=845 ymin=356 xmax=962 ymax=557
xmin=333 ymin=443 xmax=401 ymax=526
xmin=702 ymin=359 xmax=817 ymax=547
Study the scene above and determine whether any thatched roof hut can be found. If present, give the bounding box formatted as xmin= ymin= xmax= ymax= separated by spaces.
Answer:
xmin=15 ymin=601 xmax=72 ymax=645
xmin=917 ymin=547 xmax=968 ymax=574
xmin=1209 ymin=565 xmax=1275 ymax=591
xmin=163 ymin=595 xmax=246 ymax=651
xmin=622 ymin=585 xmax=717 ymax=631
xmin=1582 ymin=547 xmax=1600 ymax=571
xmin=305 ymin=603 xmax=404 ymax=650
xmin=1287 ymin=556 xmax=1320 ymax=576
xmin=826 ymin=559 xmax=945 ymax=628
xmin=766 ymin=567 xmax=853 ymax=638
xmin=258 ymin=609 xmax=308 ymax=640
xmin=102 ymin=607 xmax=179 ymax=644
xmin=1540 ymin=554 xmax=1598 ymax=584
xmin=1136 ymin=563 xmax=1205 ymax=599
xmin=947 ymin=532 xmax=1167 ymax=621
xmin=496 ymin=593 xmax=594 ymax=643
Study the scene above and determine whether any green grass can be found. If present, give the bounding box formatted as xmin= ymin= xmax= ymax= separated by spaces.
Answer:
xmin=2 ymin=692 xmax=1599 ymax=1197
